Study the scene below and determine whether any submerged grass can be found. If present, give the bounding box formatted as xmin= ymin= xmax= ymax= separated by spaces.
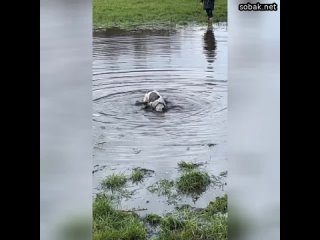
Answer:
xmin=147 ymin=179 xmax=179 ymax=205
xmin=130 ymin=169 xmax=145 ymax=184
xmin=93 ymin=0 xmax=227 ymax=30
xmin=144 ymin=214 xmax=162 ymax=226
xmin=148 ymin=163 xmax=220 ymax=203
xmin=177 ymin=161 xmax=201 ymax=171
xmin=130 ymin=167 xmax=154 ymax=184
xmin=176 ymin=170 xmax=211 ymax=195
xmin=148 ymin=179 xmax=175 ymax=196
xmin=101 ymin=173 xmax=127 ymax=191
xmin=94 ymin=174 xmax=227 ymax=239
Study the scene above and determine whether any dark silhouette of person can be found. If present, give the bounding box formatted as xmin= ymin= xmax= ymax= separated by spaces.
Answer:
xmin=200 ymin=0 xmax=215 ymax=23
xmin=203 ymin=27 xmax=217 ymax=63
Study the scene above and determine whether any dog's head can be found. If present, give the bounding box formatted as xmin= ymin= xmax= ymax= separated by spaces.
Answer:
xmin=155 ymin=103 xmax=166 ymax=112
xmin=143 ymin=90 xmax=167 ymax=112
xmin=143 ymin=90 xmax=160 ymax=103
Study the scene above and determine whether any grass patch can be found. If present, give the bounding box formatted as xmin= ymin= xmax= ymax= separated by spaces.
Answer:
xmin=93 ymin=194 xmax=146 ymax=240
xmin=160 ymin=215 xmax=186 ymax=231
xmin=93 ymin=194 xmax=115 ymax=219
xmin=156 ymin=199 xmax=228 ymax=240
xmin=130 ymin=167 xmax=154 ymax=184
xmin=144 ymin=214 xmax=162 ymax=226
xmin=147 ymin=164 xmax=224 ymax=203
xmin=177 ymin=161 xmax=201 ymax=171
xmin=157 ymin=216 xmax=227 ymax=240
xmin=93 ymin=0 xmax=227 ymax=30
xmin=101 ymin=173 xmax=127 ymax=191
xmin=175 ymin=204 xmax=192 ymax=211
xmin=176 ymin=170 xmax=211 ymax=196
xmin=130 ymin=169 xmax=145 ymax=184
xmin=205 ymin=194 xmax=228 ymax=215
xmin=148 ymin=179 xmax=175 ymax=196
xmin=93 ymin=186 xmax=227 ymax=240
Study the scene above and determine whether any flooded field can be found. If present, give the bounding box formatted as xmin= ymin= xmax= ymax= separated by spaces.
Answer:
xmin=92 ymin=24 xmax=228 ymax=215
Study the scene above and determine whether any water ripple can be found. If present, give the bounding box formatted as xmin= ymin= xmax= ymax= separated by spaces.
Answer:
xmin=93 ymin=26 xmax=227 ymax=164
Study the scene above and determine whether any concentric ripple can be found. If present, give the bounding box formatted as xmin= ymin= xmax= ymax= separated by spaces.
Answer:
xmin=93 ymin=26 xmax=227 ymax=165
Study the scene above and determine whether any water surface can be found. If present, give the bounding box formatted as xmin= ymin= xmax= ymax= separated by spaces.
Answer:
xmin=93 ymin=24 xmax=228 ymax=214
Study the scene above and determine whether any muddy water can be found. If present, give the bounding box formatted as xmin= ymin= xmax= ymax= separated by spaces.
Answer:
xmin=92 ymin=24 xmax=228 ymax=215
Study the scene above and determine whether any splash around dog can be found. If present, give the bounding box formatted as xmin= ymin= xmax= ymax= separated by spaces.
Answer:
xmin=142 ymin=90 xmax=168 ymax=112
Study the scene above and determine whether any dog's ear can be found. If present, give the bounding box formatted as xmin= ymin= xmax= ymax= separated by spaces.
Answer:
xmin=143 ymin=93 xmax=149 ymax=103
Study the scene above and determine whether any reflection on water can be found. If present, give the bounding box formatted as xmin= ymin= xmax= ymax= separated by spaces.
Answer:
xmin=92 ymin=24 xmax=228 ymax=214
xmin=203 ymin=28 xmax=217 ymax=64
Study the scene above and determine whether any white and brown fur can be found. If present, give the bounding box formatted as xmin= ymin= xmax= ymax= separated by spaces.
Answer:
xmin=143 ymin=90 xmax=167 ymax=112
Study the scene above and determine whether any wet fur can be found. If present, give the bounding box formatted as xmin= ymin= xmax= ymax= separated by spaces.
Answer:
xmin=143 ymin=90 xmax=167 ymax=112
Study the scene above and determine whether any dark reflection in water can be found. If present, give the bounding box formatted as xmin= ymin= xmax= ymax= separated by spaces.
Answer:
xmin=92 ymin=25 xmax=228 ymax=214
xmin=203 ymin=27 xmax=217 ymax=63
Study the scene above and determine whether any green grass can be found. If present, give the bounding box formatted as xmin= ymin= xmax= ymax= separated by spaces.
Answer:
xmin=101 ymin=173 xmax=127 ymax=191
xmin=160 ymin=215 xmax=186 ymax=231
xmin=130 ymin=169 xmax=145 ymax=184
xmin=156 ymin=197 xmax=228 ymax=240
xmin=93 ymin=194 xmax=115 ymax=219
xmin=205 ymin=194 xmax=228 ymax=215
xmin=93 ymin=194 xmax=147 ymax=240
xmin=93 ymin=194 xmax=228 ymax=240
xmin=144 ymin=214 xmax=162 ymax=226
xmin=177 ymin=161 xmax=201 ymax=171
xmin=147 ymin=163 xmax=219 ymax=202
xmin=175 ymin=204 xmax=193 ymax=211
xmin=130 ymin=167 xmax=154 ymax=184
xmin=176 ymin=170 xmax=211 ymax=195
xmin=93 ymin=189 xmax=227 ymax=240
xmin=93 ymin=0 xmax=227 ymax=30
xmin=157 ymin=215 xmax=227 ymax=240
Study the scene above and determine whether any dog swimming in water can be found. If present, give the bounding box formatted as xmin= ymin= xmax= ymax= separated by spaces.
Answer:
xmin=143 ymin=90 xmax=167 ymax=112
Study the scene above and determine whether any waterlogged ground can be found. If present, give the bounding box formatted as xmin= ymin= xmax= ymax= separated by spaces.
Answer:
xmin=92 ymin=24 xmax=228 ymax=216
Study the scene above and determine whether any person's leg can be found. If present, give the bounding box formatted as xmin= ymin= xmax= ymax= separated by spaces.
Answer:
xmin=205 ymin=9 xmax=211 ymax=19
xmin=206 ymin=8 xmax=213 ymax=21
